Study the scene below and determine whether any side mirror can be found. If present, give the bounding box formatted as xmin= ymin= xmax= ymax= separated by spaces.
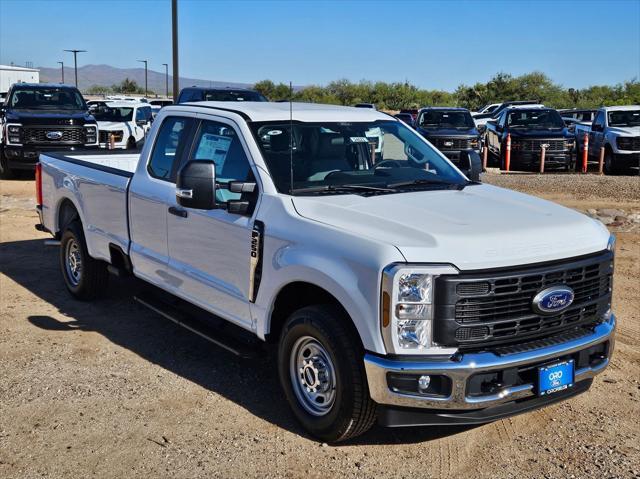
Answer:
xmin=459 ymin=150 xmax=482 ymax=181
xmin=176 ymin=160 xmax=217 ymax=210
xmin=136 ymin=119 xmax=147 ymax=127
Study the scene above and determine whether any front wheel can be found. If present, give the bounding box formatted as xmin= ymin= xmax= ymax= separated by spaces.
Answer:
xmin=59 ymin=221 xmax=108 ymax=300
xmin=603 ymin=149 xmax=617 ymax=175
xmin=0 ymin=150 xmax=15 ymax=179
xmin=278 ymin=305 xmax=377 ymax=442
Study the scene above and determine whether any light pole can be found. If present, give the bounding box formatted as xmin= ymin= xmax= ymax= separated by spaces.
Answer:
xmin=64 ymin=49 xmax=86 ymax=88
xmin=137 ymin=59 xmax=148 ymax=97
xmin=172 ymin=0 xmax=179 ymax=103
xmin=162 ymin=63 xmax=169 ymax=99
xmin=57 ymin=61 xmax=64 ymax=83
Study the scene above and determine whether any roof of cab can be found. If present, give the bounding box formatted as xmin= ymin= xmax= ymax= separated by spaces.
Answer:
xmin=171 ymin=101 xmax=394 ymax=122
xmin=601 ymin=105 xmax=640 ymax=112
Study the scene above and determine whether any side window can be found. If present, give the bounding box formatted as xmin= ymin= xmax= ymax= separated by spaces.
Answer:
xmin=135 ymin=108 xmax=145 ymax=122
xmin=191 ymin=120 xmax=253 ymax=202
xmin=148 ymin=117 xmax=192 ymax=181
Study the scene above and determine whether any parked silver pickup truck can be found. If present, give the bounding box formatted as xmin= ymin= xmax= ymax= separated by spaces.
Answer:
xmin=36 ymin=102 xmax=616 ymax=442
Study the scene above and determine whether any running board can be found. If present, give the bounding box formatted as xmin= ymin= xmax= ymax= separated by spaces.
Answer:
xmin=133 ymin=293 xmax=262 ymax=359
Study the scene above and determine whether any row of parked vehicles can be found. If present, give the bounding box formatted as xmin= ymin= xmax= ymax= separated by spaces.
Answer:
xmin=390 ymin=101 xmax=639 ymax=175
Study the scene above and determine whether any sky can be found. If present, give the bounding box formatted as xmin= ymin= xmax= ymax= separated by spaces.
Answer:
xmin=1 ymin=0 xmax=639 ymax=91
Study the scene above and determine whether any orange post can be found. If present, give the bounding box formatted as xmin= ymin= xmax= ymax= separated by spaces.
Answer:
xmin=109 ymin=133 xmax=115 ymax=150
xmin=482 ymin=145 xmax=488 ymax=171
xmin=581 ymin=133 xmax=589 ymax=173
xmin=598 ymin=146 xmax=605 ymax=175
xmin=504 ymin=134 xmax=511 ymax=172
xmin=539 ymin=145 xmax=546 ymax=173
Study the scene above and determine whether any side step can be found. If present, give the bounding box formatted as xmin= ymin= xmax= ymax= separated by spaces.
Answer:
xmin=133 ymin=292 xmax=263 ymax=359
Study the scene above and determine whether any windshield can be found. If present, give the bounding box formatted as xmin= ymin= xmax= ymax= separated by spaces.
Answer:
xmin=93 ymin=106 xmax=134 ymax=122
xmin=250 ymin=120 xmax=467 ymax=195
xmin=608 ymin=110 xmax=640 ymax=127
xmin=9 ymin=87 xmax=86 ymax=110
xmin=418 ymin=110 xmax=475 ymax=129
xmin=204 ymin=90 xmax=267 ymax=102
xmin=507 ymin=110 xmax=565 ymax=129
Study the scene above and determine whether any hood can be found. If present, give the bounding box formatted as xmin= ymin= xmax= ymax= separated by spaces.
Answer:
xmin=607 ymin=126 xmax=640 ymax=136
xmin=97 ymin=121 xmax=128 ymax=131
xmin=508 ymin=127 xmax=571 ymax=139
xmin=292 ymin=184 xmax=609 ymax=270
xmin=418 ymin=127 xmax=479 ymax=137
xmin=5 ymin=108 xmax=95 ymax=125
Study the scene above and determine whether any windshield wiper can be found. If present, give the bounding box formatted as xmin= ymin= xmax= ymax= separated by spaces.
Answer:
xmin=291 ymin=184 xmax=397 ymax=195
xmin=388 ymin=178 xmax=468 ymax=190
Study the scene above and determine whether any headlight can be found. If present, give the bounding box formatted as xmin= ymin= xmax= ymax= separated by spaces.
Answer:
xmin=616 ymin=137 xmax=633 ymax=151
xmin=381 ymin=264 xmax=458 ymax=355
xmin=565 ymin=140 xmax=575 ymax=150
xmin=6 ymin=123 xmax=21 ymax=144
xmin=84 ymin=125 xmax=97 ymax=144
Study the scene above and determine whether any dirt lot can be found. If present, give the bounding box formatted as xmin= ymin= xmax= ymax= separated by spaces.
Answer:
xmin=1 ymin=174 xmax=639 ymax=478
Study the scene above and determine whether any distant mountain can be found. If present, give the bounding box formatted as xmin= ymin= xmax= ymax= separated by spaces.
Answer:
xmin=37 ymin=64 xmax=253 ymax=95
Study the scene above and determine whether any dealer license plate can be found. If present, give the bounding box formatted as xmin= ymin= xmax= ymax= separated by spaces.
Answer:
xmin=538 ymin=360 xmax=574 ymax=396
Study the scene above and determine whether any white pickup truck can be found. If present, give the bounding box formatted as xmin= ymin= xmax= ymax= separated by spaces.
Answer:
xmin=36 ymin=102 xmax=616 ymax=442
xmin=574 ymin=105 xmax=640 ymax=174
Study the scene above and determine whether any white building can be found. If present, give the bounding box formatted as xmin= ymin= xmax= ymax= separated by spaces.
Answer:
xmin=0 ymin=64 xmax=40 ymax=93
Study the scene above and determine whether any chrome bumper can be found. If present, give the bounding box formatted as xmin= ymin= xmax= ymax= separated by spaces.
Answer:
xmin=364 ymin=315 xmax=615 ymax=410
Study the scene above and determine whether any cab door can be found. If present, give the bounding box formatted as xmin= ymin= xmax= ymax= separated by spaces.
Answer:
xmin=128 ymin=115 xmax=196 ymax=287
xmin=589 ymin=111 xmax=606 ymax=157
xmin=165 ymin=116 xmax=258 ymax=328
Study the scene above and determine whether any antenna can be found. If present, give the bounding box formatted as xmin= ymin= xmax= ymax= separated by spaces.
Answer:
xmin=289 ymin=81 xmax=294 ymax=195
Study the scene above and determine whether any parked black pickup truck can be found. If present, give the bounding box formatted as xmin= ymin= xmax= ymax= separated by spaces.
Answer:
xmin=485 ymin=107 xmax=575 ymax=171
xmin=0 ymin=83 xmax=98 ymax=178
xmin=415 ymin=107 xmax=481 ymax=160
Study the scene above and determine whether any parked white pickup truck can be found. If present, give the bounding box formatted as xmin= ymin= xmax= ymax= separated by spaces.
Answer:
xmin=92 ymin=101 xmax=153 ymax=149
xmin=36 ymin=102 xmax=616 ymax=442
xmin=574 ymin=105 xmax=640 ymax=174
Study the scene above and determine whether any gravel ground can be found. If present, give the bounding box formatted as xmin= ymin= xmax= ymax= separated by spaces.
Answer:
xmin=1 ymin=175 xmax=639 ymax=478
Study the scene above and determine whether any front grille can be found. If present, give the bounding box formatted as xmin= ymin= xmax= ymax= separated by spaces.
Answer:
xmin=429 ymin=137 xmax=472 ymax=150
xmin=99 ymin=130 xmax=124 ymax=143
xmin=23 ymin=126 xmax=85 ymax=145
xmin=434 ymin=251 xmax=613 ymax=350
xmin=512 ymin=138 xmax=566 ymax=151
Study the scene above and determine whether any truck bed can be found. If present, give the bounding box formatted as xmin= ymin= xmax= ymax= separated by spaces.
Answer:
xmin=39 ymin=150 xmax=140 ymax=263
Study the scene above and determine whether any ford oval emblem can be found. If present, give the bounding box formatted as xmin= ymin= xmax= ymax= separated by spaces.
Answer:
xmin=46 ymin=131 xmax=63 ymax=140
xmin=532 ymin=286 xmax=575 ymax=314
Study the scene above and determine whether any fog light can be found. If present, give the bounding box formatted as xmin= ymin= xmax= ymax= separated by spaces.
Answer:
xmin=418 ymin=375 xmax=431 ymax=391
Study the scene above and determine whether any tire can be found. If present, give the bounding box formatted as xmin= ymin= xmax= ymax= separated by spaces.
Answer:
xmin=59 ymin=221 xmax=108 ymax=300
xmin=603 ymin=149 xmax=617 ymax=175
xmin=278 ymin=304 xmax=377 ymax=442
xmin=126 ymin=137 xmax=136 ymax=150
xmin=0 ymin=149 xmax=15 ymax=180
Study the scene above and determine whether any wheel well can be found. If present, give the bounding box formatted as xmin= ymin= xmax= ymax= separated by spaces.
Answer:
xmin=266 ymin=282 xmax=357 ymax=344
xmin=57 ymin=199 xmax=80 ymax=233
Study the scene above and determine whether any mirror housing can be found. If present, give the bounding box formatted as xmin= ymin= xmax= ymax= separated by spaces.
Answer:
xmin=176 ymin=160 xmax=217 ymax=210
xmin=136 ymin=119 xmax=147 ymax=127
xmin=459 ymin=150 xmax=482 ymax=181
xmin=175 ymin=160 xmax=257 ymax=214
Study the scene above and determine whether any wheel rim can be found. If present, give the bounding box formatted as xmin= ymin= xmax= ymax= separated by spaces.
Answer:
xmin=289 ymin=336 xmax=337 ymax=417
xmin=64 ymin=238 xmax=83 ymax=286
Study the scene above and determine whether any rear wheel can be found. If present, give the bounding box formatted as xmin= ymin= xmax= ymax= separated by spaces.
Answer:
xmin=278 ymin=305 xmax=377 ymax=442
xmin=126 ymin=137 xmax=136 ymax=150
xmin=59 ymin=221 xmax=108 ymax=300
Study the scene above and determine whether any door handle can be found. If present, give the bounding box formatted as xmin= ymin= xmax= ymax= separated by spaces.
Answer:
xmin=168 ymin=206 xmax=188 ymax=218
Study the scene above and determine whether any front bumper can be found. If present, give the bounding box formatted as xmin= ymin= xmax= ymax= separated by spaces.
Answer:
xmin=4 ymin=144 xmax=98 ymax=169
xmin=613 ymin=152 xmax=640 ymax=168
xmin=441 ymin=149 xmax=481 ymax=161
xmin=364 ymin=314 xmax=615 ymax=418
xmin=510 ymin=151 xmax=572 ymax=168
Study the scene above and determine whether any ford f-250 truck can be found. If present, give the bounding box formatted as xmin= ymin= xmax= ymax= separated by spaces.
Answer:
xmin=1 ymin=83 xmax=98 ymax=178
xmin=574 ymin=105 xmax=640 ymax=175
xmin=36 ymin=102 xmax=616 ymax=442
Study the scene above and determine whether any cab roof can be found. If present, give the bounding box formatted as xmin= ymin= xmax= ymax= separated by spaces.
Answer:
xmin=601 ymin=105 xmax=640 ymax=112
xmin=173 ymin=101 xmax=394 ymax=123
